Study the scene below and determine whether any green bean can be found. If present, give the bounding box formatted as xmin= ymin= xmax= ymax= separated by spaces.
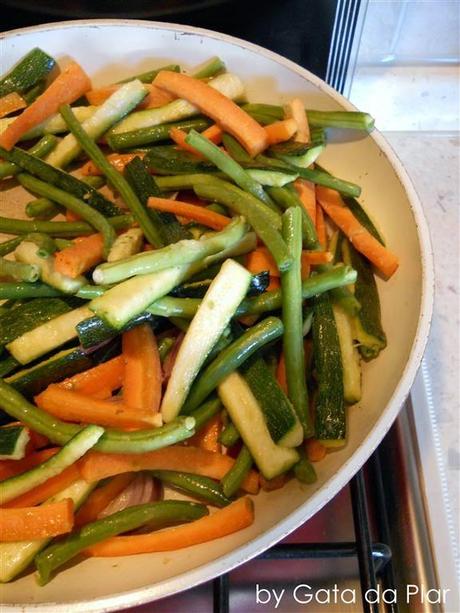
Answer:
xmin=147 ymin=265 xmax=357 ymax=319
xmin=0 ymin=379 xmax=196 ymax=454
xmin=294 ymin=453 xmax=317 ymax=484
xmin=35 ymin=500 xmax=207 ymax=585
xmin=267 ymin=185 xmax=320 ymax=250
xmin=219 ymin=421 xmax=240 ymax=448
xmin=152 ymin=470 xmax=230 ymax=507
xmin=61 ymin=103 xmax=166 ymax=250
xmin=193 ymin=56 xmax=225 ymax=79
xmin=117 ymin=63 xmax=180 ymax=84
xmin=0 ymin=258 xmax=39 ymax=283
xmin=194 ymin=182 xmax=291 ymax=272
xmin=296 ymin=166 xmax=361 ymax=198
xmin=183 ymin=316 xmax=283 ymax=413
xmin=25 ymin=198 xmax=62 ymax=221
xmin=186 ymin=129 xmax=277 ymax=210
xmin=0 ymin=237 xmax=22 ymax=257
xmin=17 ymin=174 xmax=116 ymax=257
xmin=158 ymin=336 xmax=175 ymax=362
xmin=0 ymin=214 xmax=133 ymax=238
xmin=281 ymin=207 xmax=312 ymax=437
xmin=75 ymin=284 xmax=108 ymax=300
xmin=221 ymin=134 xmax=251 ymax=163
xmin=107 ymin=118 xmax=211 ymax=150
xmin=221 ymin=445 xmax=253 ymax=498
xmin=0 ymin=282 xmax=60 ymax=299
xmin=0 ymin=135 xmax=59 ymax=180
xmin=0 ymin=356 xmax=19 ymax=378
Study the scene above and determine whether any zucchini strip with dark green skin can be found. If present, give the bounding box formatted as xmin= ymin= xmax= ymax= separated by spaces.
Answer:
xmin=0 ymin=145 xmax=122 ymax=217
xmin=60 ymin=103 xmax=164 ymax=248
xmin=171 ymin=271 xmax=269 ymax=299
xmin=0 ymin=135 xmax=59 ymax=180
xmin=17 ymin=174 xmax=116 ymax=258
xmin=35 ymin=501 xmax=208 ymax=585
xmin=182 ymin=316 xmax=284 ymax=413
xmin=312 ymin=292 xmax=345 ymax=444
xmin=0 ymin=48 xmax=55 ymax=97
xmin=280 ymin=207 xmax=313 ymax=437
xmin=0 ymin=379 xmax=196 ymax=454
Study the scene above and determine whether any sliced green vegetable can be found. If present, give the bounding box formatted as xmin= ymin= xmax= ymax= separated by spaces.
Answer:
xmin=76 ymin=312 xmax=158 ymax=350
xmin=152 ymin=470 xmax=230 ymax=507
xmin=0 ymin=214 xmax=133 ymax=238
xmin=333 ymin=304 xmax=361 ymax=404
xmin=221 ymin=445 xmax=253 ymax=498
xmin=0 ymin=425 xmax=30 ymax=460
xmin=117 ymin=63 xmax=180 ymax=84
xmin=107 ymin=117 xmax=210 ymax=150
xmin=171 ymin=270 xmax=269 ymax=299
xmin=0 ymin=257 xmax=39 ymax=283
xmin=192 ymin=56 xmax=225 ymax=79
xmin=0 ymin=106 xmax=96 ymax=142
xmin=0 ymin=135 xmax=59 ymax=180
xmin=0 ymin=48 xmax=55 ymax=97
xmin=219 ymin=421 xmax=240 ymax=448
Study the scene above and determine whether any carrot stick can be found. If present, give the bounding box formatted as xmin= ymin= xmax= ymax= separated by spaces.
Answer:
xmin=87 ymin=496 xmax=254 ymax=556
xmin=2 ymin=464 xmax=80 ymax=508
xmin=202 ymin=124 xmax=223 ymax=144
xmin=122 ymin=324 xmax=162 ymax=413
xmin=284 ymin=98 xmax=310 ymax=143
xmin=0 ymin=61 xmax=91 ymax=150
xmin=153 ymin=71 xmax=268 ymax=156
xmin=276 ymin=352 xmax=288 ymax=394
xmin=0 ymin=92 xmax=27 ymax=119
xmin=79 ymin=447 xmax=260 ymax=494
xmin=54 ymin=233 xmax=104 ymax=278
xmin=301 ymin=262 xmax=310 ymax=281
xmin=260 ymin=473 xmax=290 ymax=492
xmin=294 ymin=179 xmax=316 ymax=225
xmin=316 ymin=186 xmax=399 ymax=277
xmin=246 ymin=247 xmax=279 ymax=277
xmin=305 ymin=438 xmax=327 ymax=463
xmin=35 ymin=386 xmax=160 ymax=430
xmin=301 ymin=250 xmax=332 ymax=265
xmin=0 ymin=499 xmax=74 ymax=542
xmin=58 ymin=356 xmax=125 ymax=398
xmin=80 ymin=152 xmax=143 ymax=176
xmin=188 ymin=414 xmax=221 ymax=453
xmin=66 ymin=210 xmax=81 ymax=222
xmin=74 ymin=474 xmax=134 ymax=527
xmin=0 ymin=448 xmax=58 ymax=481
xmin=264 ymin=118 xmax=297 ymax=145
xmin=147 ymin=196 xmax=231 ymax=231
xmin=315 ymin=202 xmax=327 ymax=249
xmin=267 ymin=277 xmax=280 ymax=291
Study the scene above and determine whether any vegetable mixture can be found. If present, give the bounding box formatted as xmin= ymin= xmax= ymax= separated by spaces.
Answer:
xmin=0 ymin=49 xmax=398 ymax=585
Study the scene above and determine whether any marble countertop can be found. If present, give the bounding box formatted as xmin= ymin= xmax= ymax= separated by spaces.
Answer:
xmin=383 ymin=130 xmax=460 ymax=558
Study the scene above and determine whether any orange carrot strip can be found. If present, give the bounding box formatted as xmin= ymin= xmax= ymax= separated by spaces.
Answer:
xmin=284 ymin=98 xmax=310 ymax=143
xmin=267 ymin=277 xmax=280 ymax=291
xmin=147 ymin=196 xmax=231 ymax=231
xmin=264 ymin=118 xmax=297 ymax=145
xmin=79 ymin=447 xmax=259 ymax=494
xmin=202 ymin=124 xmax=223 ymax=144
xmin=301 ymin=250 xmax=332 ymax=266
xmin=153 ymin=71 xmax=268 ymax=157
xmin=3 ymin=464 xmax=80 ymax=508
xmin=0 ymin=499 xmax=74 ymax=542
xmin=66 ymin=210 xmax=81 ymax=222
xmin=305 ymin=438 xmax=327 ymax=463
xmin=246 ymin=247 xmax=279 ymax=277
xmin=301 ymin=262 xmax=310 ymax=281
xmin=294 ymin=179 xmax=316 ymax=225
xmin=315 ymin=202 xmax=327 ymax=249
xmin=316 ymin=186 xmax=399 ymax=277
xmin=276 ymin=352 xmax=288 ymax=394
xmin=58 ymin=356 xmax=125 ymax=398
xmin=86 ymin=84 xmax=175 ymax=109
xmin=35 ymin=386 xmax=159 ymax=430
xmin=0 ymin=61 xmax=91 ymax=151
xmin=0 ymin=448 xmax=58 ymax=482
xmin=75 ymin=474 xmax=134 ymax=527
xmin=122 ymin=324 xmax=162 ymax=413
xmin=54 ymin=233 xmax=104 ymax=278
xmin=80 ymin=152 xmax=142 ymax=176
xmin=260 ymin=473 xmax=290 ymax=492
xmin=169 ymin=127 xmax=204 ymax=157
xmin=0 ymin=92 xmax=27 ymax=119
xmin=87 ymin=496 xmax=254 ymax=556
xmin=188 ymin=414 xmax=221 ymax=453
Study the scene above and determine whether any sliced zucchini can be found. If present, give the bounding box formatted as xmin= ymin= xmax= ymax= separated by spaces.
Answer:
xmin=0 ymin=106 xmax=96 ymax=142
xmin=0 ymin=48 xmax=55 ymax=97
xmin=7 ymin=305 xmax=93 ymax=364
xmin=0 ymin=298 xmax=71 ymax=348
xmin=218 ymin=372 xmax=299 ymax=479
xmin=312 ymin=292 xmax=346 ymax=445
xmin=161 ymin=259 xmax=251 ymax=423
xmin=0 ymin=479 xmax=95 ymax=583
xmin=5 ymin=347 xmax=93 ymax=398
xmin=241 ymin=356 xmax=303 ymax=448
xmin=107 ymin=228 xmax=144 ymax=262
xmin=171 ymin=270 xmax=269 ymax=299
xmin=76 ymin=312 xmax=158 ymax=349
xmin=246 ymin=169 xmax=298 ymax=187
xmin=15 ymin=241 xmax=85 ymax=294
xmin=46 ymin=79 xmax=148 ymax=168
xmin=333 ymin=304 xmax=361 ymax=404
xmin=0 ymin=425 xmax=30 ymax=460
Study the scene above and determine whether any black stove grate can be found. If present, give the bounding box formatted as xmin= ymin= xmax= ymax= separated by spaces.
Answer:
xmin=212 ymin=463 xmax=397 ymax=613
